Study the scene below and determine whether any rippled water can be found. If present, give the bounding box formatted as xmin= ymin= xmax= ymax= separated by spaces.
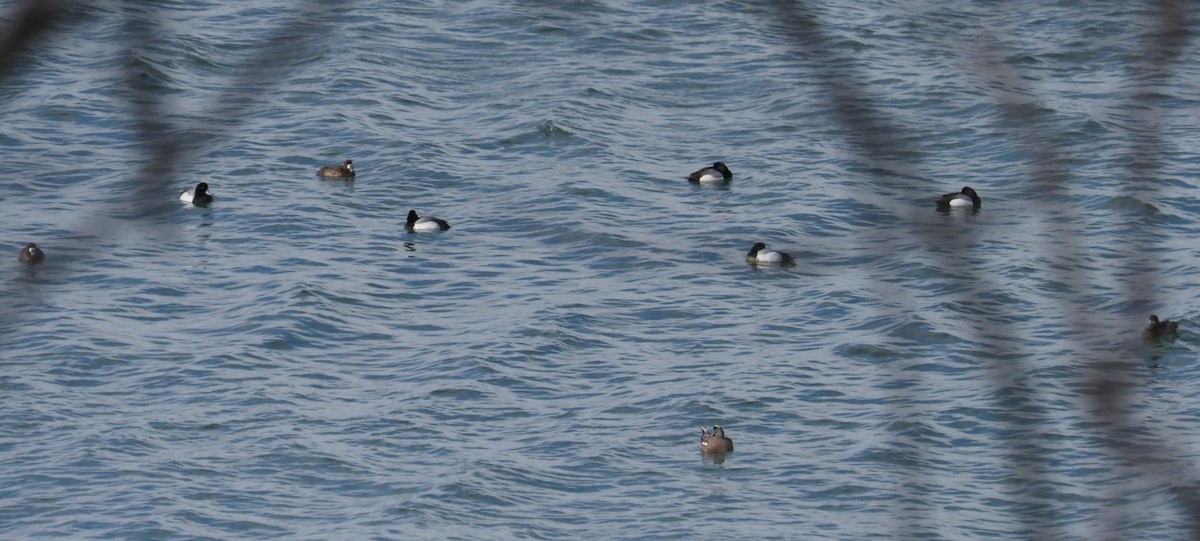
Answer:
xmin=4 ymin=1 xmax=1200 ymax=539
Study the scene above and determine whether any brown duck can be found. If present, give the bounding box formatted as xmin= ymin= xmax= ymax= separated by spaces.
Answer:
xmin=1142 ymin=314 xmax=1179 ymax=340
xmin=318 ymin=159 xmax=355 ymax=179
xmin=18 ymin=242 xmax=44 ymax=264
xmin=699 ymin=425 xmax=733 ymax=453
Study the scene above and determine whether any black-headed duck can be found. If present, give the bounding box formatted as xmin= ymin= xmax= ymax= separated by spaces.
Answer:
xmin=936 ymin=186 xmax=981 ymax=209
xmin=179 ymin=182 xmax=213 ymax=205
xmin=687 ymin=161 xmax=733 ymax=183
xmin=746 ymin=242 xmax=795 ymax=266
xmin=406 ymin=209 xmax=451 ymax=232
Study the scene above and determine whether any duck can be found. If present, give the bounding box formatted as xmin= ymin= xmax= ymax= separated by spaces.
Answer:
xmin=687 ymin=161 xmax=733 ymax=183
xmin=17 ymin=242 xmax=44 ymax=264
xmin=936 ymin=186 xmax=981 ymax=209
xmin=179 ymin=182 xmax=213 ymax=205
xmin=406 ymin=209 xmax=451 ymax=232
xmin=318 ymin=159 xmax=355 ymax=179
xmin=746 ymin=242 xmax=795 ymax=266
xmin=699 ymin=425 xmax=734 ymax=453
xmin=1142 ymin=314 xmax=1179 ymax=340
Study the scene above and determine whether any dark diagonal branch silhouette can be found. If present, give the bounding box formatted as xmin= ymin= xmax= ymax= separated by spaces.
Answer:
xmin=762 ymin=0 xmax=1195 ymax=539
xmin=0 ymin=0 xmax=355 ymax=327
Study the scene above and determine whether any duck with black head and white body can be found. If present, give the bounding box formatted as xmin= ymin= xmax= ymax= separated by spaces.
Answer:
xmin=936 ymin=186 xmax=981 ymax=209
xmin=179 ymin=182 xmax=213 ymax=205
xmin=405 ymin=209 xmax=451 ymax=232
xmin=687 ymin=161 xmax=733 ymax=184
xmin=746 ymin=242 xmax=795 ymax=266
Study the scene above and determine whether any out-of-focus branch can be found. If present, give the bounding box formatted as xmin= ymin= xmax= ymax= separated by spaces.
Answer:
xmin=0 ymin=0 xmax=66 ymax=83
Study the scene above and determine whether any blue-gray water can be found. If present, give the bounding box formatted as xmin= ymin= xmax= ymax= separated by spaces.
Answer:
xmin=3 ymin=1 xmax=1200 ymax=539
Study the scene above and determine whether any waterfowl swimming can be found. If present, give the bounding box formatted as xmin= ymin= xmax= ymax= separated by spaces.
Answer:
xmin=17 ymin=242 xmax=44 ymax=264
xmin=406 ymin=209 xmax=451 ymax=232
xmin=318 ymin=159 xmax=355 ymax=179
xmin=936 ymin=186 xmax=981 ymax=209
xmin=1142 ymin=314 xmax=1179 ymax=339
xmin=746 ymin=242 xmax=795 ymax=266
xmin=687 ymin=161 xmax=733 ymax=183
xmin=699 ymin=425 xmax=733 ymax=453
xmin=179 ymin=182 xmax=213 ymax=205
